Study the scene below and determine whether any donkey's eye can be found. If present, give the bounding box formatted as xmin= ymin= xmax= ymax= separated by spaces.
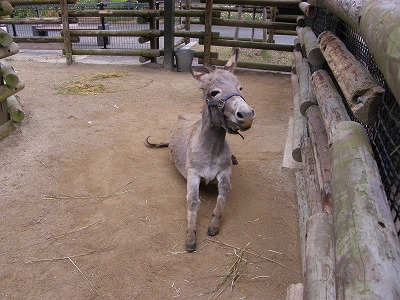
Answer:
xmin=210 ymin=90 xmax=220 ymax=97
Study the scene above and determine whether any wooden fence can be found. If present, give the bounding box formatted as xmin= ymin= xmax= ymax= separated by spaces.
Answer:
xmin=0 ymin=0 xmax=303 ymax=71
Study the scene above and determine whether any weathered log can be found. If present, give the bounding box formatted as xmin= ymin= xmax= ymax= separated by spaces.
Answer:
xmin=295 ymin=171 xmax=308 ymax=275
xmin=296 ymin=57 xmax=317 ymax=116
xmin=300 ymin=137 xmax=323 ymax=216
xmin=0 ymin=81 xmax=24 ymax=102
xmin=359 ymin=0 xmax=400 ymax=105
xmin=291 ymin=72 xmax=306 ymax=162
xmin=60 ymin=0 xmax=71 ymax=65
xmin=299 ymin=2 xmax=317 ymax=18
xmin=200 ymin=0 xmax=301 ymax=8
xmin=211 ymin=18 xmax=297 ymax=30
xmin=67 ymin=9 xmax=160 ymax=18
xmin=0 ymin=42 xmax=18 ymax=59
xmin=331 ymin=121 xmax=400 ymax=299
xmin=294 ymin=38 xmax=301 ymax=51
xmin=6 ymin=95 xmax=24 ymax=122
xmin=302 ymin=27 xmax=325 ymax=66
xmin=0 ymin=119 xmax=15 ymax=141
xmin=13 ymin=36 xmax=79 ymax=43
xmin=304 ymin=213 xmax=335 ymax=299
xmin=296 ymin=16 xmax=305 ymax=27
xmin=0 ymin=1 xmax=13 ymax=17
xmin=9 ymin=0 xmax=76 ymax=5
xmin=305 ymin=105 xmax=332 ymax=213
xmin=0 ymin=64 xmax=19 ymax=87
xmin=0 ymin=28 xmax=13 ymax=47
xmin=283 ymin=116 xmax=302 ymax=169
xmin=0 ymin=17 xmax=67 ymax=24
xmin=311 ymin=69 xmax=350 ymax=144
xmin=286 ymin=282 xmax=304 ymax=300
xmin=318 ymin=31 xmax=384 ymax=124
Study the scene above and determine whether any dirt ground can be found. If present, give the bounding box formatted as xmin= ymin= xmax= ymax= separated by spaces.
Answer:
xmin=0 ymin=56 xmax=301 ymax=299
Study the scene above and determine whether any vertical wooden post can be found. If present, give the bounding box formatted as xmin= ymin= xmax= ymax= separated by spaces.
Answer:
xmin=163 ymin=0 xmax=175 ymax=70
xmin=203 ymin=0 xmax=213 ymax=66
xmin=185 ymin=0 xmax=191 ymax=44
xmin=149 ymin=0 xmax=157 ymax=64
xmin=60 ymin=0 xmax=72 ymax=64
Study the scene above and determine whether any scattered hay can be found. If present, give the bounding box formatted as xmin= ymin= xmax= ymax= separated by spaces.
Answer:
xmin=57 ymin=71 xmax=125 ymax=95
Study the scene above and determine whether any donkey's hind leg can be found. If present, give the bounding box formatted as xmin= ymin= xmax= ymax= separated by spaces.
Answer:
xmin=186 ymin=170 xmax=201 ymax=252
xmin=208 ymin=169 xmax=231 ymax=236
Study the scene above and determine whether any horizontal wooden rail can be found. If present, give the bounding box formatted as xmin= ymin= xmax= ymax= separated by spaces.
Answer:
xmin=0 ymin=17 xmax=78 ymax=24
xmin=203 ymin=38 xmax=295 ymax=52
xmin=200 ymin=0 xmax=301 ymax=8
xmin=71 ymin=49 xmax=160 ymax=58
xmin=69 ymin=29 xmax=161 ymax=37
xmin=68 ymin=9 xmax=219 ymax=18
xmin=13 ymin=36 xmax=79 ymax=43
xmin=8 ymin=0 xmax=76 ymax=5
xmin=198 ymin=57 xmax=292 ymax=72
xmin=211 ymin=18 xmax=297 ymax=30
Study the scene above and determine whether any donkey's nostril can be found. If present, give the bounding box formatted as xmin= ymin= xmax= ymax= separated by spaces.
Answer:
xmin=236 ymin=112 xmax=244 ymax=120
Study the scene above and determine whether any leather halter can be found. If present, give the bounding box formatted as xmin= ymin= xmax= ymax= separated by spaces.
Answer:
xmin=206 ymin=92 xmax=245 ymax=138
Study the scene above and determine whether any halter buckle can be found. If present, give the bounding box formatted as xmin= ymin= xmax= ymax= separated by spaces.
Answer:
xmin=218 ymin=99 xmax=225 ymax=108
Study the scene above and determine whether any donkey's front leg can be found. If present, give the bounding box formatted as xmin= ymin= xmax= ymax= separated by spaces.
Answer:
xmin=186 ymin=170 xmax=201 ymax=252
xmin=208 ymin=169 xmax=231 ymax=236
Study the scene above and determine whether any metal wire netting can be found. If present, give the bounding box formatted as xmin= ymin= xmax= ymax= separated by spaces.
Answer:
xmin=307 ymin=9 xmax=400 ymax=236
xmin=8 ymin=3 xmax=150 ymax=50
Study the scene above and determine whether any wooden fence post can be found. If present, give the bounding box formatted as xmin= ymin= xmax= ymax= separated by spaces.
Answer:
xmin=163 ymin=0 xmax=175 ymax=69
xmin=60 ymin=0 xmax=72 ymax=64
xmin=203 ymin=0 xmax=213 ymax=66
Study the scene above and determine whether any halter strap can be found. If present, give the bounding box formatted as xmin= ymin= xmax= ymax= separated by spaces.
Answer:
xmin=206 ymin=92 xmax=246 ymax=138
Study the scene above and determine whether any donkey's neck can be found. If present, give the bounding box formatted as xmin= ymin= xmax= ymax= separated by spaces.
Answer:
xmin=200 ymin=104 xmax=227 ymax=144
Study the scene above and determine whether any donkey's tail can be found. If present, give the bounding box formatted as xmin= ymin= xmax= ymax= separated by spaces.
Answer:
xmin=145 ymin=136 xmax=169 ymax=148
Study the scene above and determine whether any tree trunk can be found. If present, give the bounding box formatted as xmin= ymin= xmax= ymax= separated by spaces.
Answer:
xmin=304 ymin=213 xmax=335 ymax=299
xmin=318 ymin=31 xmax=384 ymax=125
xmin=6 ymin=95 xmax=24 ymax=123
xmin=331 ymin=121 xmax=400 ymax=299
xmin=305 ymin=105 xmax=332 ymax=213
xmin=311 ymin=69 xmax=350 ymax=145
xmin=302 ymin=27 xmax=325 ymax=66
xmin=359 ymin=0 xmax=400 ymax=105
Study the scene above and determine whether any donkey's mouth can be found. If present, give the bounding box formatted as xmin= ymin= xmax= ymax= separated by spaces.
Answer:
xmin=227 ymin=120 xmax=251 ymax=133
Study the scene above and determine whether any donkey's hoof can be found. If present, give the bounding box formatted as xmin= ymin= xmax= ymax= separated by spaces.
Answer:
xmin=186 ymin=243 xmax=196 ymax=252
xmin=207 ymin=226 xmax=219 ymax=236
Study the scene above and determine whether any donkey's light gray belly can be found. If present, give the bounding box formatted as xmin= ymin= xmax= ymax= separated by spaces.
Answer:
xmin=169 ymin=114 xmax=202 ymax=179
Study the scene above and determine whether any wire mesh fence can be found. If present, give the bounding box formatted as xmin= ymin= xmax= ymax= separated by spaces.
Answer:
xmin=7 ymin=2 xmax=151 ymax=50
xmin=306 ymin=9 xmax=400 ymax=236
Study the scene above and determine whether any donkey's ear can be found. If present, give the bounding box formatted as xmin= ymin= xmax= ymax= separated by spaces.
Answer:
xmin=190 ymin=66 xmax=213 ymax=81
xmin=224 ymin=48 xmax=239 ymax=73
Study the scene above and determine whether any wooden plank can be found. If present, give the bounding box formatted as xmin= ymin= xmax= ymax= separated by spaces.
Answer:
xmin=203 ymin=0 xmax=213 ymax=66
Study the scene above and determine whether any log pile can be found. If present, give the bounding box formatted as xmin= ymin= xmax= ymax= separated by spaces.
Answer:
xmin=285 ymin=2 xmax=400 ymax=298
xmin=0 ymin=1 xmax=25 ymax=141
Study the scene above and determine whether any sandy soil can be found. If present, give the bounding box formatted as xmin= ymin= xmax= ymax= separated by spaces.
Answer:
xmin=0 ymin=57 xmax=301 ymax=299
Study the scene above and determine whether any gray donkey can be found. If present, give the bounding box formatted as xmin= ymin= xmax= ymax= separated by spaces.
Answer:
xmin=147 ymin=49 xmax=255 ymax=251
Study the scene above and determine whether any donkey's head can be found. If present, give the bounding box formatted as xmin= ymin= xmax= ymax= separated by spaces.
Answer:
xmin=191 ymin=49 xmax=255 ymax=134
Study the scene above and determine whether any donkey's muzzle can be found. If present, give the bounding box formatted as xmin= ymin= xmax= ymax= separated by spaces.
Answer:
xmin=235 ymin=108 xmax=255 ymax=131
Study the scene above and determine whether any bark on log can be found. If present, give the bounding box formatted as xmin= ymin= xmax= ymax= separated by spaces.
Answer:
xmin=305 ymin=0 xmax=363 ymax=29
xmin=0 ymin=119 xmax=15 ymax=141
xmin=0 ymin=1 xmax=13 ymax=16
xmin=304 ymin=213 xmax=335 ymax=299
xmin=299 ymin=2 xmax=316 ymax=18
xmin=286 ymin=283 xmax=304 ymax=300
xmin=311 ymin=69 xmax=350 ymax=145
xmin=300 ymin=137 xmax=323 ymax=216
xmin=302 ymin=27 xmax=325 ymax=66
xmin=318 ymin=31 xmax=384 ymax=125
xmin=296 ymin=57 xmax=317 ymax=116
xmin=6 ymin=95 xmax=24 ymax=122
xmin=295 ymin=171 xmax=308 ymax=275
xmin=291 ymin=72 xmax=306 ymax=162
xmin=359 ymin=0 xmax=400 ymax=105
xmin=0 ymin=80 xmax=24 ymax=102
xmin=0 ymin=28 xmax=13 ymax=47
xmin=305 ymin=105 xmax=332 ymax=213
xmin=1 ymin=64 xmax=19 ymax=87
xmin=331 ymin=121 xmax=400 ymax=299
